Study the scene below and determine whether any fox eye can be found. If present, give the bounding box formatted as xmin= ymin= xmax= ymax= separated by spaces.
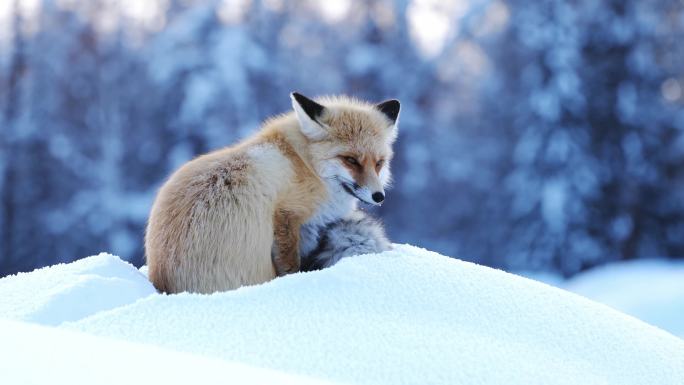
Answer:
xmin=342 ymin=156 xmax=360 ymax=167
xmin=376 ymin=159 xmax=384 ymax=168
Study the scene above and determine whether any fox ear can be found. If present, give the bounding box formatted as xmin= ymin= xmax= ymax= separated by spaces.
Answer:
xmin=376 ymin=99 xmax=400 ymax=141
xmin=291 ymin=92 xmax=328 ymax=140
xmin=376 ymin=99 xmax=400 ymax=125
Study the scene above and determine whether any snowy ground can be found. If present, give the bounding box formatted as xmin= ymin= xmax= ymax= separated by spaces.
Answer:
xmin=0 ymin=318 xmax=332 ymax=385
xmin=0 ymin=253 xmax=155 ymax=325
xmin=1 ymin=245 xmax=683 ymax=385
xmin=520 ymin=259 xmax=684 ymax=338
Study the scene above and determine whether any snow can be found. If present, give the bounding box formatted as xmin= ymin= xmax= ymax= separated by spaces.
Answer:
xmin=519 ymin=258 xmax=684 ymax=339
xmin=563 ymin=259 xmax=684 ymax=338
xmin=0 ymin=253 xmax=155 ymax=325
xmin=1 ymin=245 xmax=683 ymax=384
xmin=0 ymin=319 xmax=331 ymax=385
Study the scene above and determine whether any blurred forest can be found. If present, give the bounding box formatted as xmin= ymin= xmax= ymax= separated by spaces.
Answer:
xmin=1 ymin=0 xmax=683 ymax=277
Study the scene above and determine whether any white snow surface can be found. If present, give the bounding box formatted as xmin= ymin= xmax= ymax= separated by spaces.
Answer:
xmin=0 ymin=318 xmax=332 ymax=385
xmin=1 ymin=245 xmax=683 ymax=384
xmin=563 ymin=259 xmax=684 ymax=338
xmin=0 ymin=253 xmax=155 ymax=325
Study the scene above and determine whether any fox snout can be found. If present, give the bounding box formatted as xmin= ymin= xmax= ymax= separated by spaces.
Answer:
xmin=358 ymin=185 xmax=385 ymax=206
xmin=359 ymin=172 xmax=386 ymax=206
xmin=339 ymin=179 xmax=385 ymax=206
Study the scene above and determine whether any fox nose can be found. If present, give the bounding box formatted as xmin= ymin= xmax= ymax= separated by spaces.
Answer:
xmin=372 ymin=192 xmax=385 ymax=203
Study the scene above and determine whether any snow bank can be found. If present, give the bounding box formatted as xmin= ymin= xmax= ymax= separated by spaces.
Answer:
xmin=2 ymin=245 xmax=683 ymax=384
xmin=57 ymin=245 xmax=683 ymax=385
xmin=563 ymin=259 xmax=684 ymax=338
xmin=0 ymin=318 xmax=331 ymax=385
xmin=0 ymin=253 xmax=155 ymax=325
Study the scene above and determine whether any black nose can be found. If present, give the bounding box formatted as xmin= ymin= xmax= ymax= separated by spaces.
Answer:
xmin=372 ymin=192 xmax=385 ymax=203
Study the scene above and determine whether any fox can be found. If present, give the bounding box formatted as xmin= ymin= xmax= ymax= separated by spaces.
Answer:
xmin=145 ymin=92 xmax=400 ymax=293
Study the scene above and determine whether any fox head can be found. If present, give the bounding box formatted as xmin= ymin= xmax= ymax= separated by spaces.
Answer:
xmin=291 ymin=92 xmax=400 ymax=206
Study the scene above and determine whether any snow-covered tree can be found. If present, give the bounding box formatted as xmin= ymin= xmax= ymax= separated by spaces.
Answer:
xmin=0 ymin=0 xmax=682 ymax=276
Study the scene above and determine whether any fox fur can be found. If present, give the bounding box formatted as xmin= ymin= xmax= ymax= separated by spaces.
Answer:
xmin=145 ymin=93 xmax=400 ymax=293
xmin=301 ymin=210 xmax=391 ymax=271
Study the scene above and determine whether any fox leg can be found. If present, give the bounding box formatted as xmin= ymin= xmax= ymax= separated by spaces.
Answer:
xmin=272 ymin=208 xmax=302 ymax=276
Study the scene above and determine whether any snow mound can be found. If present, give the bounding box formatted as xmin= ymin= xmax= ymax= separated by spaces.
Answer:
xmin=0 ymin=253 xmax=155 ymax=325
xmin=59 ymin=245 xmax=683 ymax=385
xmin=564 ymin=259 xmax=684 ymax=338
xmin=0 ymin=319 xmax=332 ymax=385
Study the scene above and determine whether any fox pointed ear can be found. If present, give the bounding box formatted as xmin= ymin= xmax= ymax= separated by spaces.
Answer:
xmin=376 ymin=99 xmax=400 ymax=125
xmin=376 ymin=99 xmax=400 ymax=141
xmin=291 ymin=92 xmax=328 ymax=140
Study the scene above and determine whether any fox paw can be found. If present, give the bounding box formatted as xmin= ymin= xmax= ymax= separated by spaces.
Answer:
xmin=274 ymin=264 xmax=299 ymax=276
xmin=271 ymin=245 xmax=300 ymax=276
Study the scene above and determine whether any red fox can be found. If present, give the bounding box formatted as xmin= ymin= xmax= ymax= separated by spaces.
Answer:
xmin=145 ymin=93 xmax=400 ymax=293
